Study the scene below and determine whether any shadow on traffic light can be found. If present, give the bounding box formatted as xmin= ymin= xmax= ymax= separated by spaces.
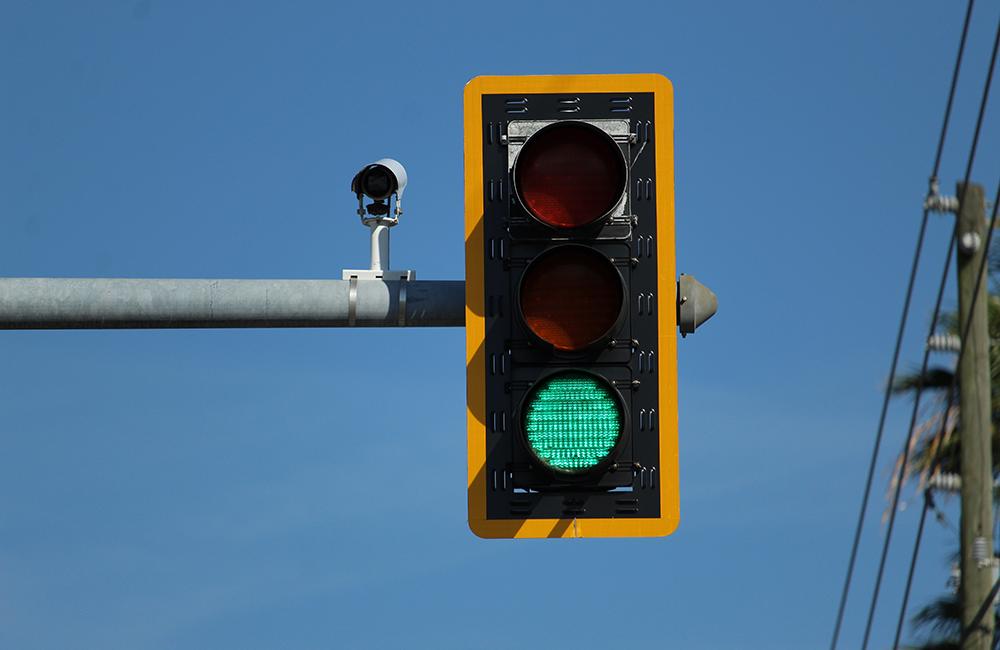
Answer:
xmin=464 ymin=214 xmax=486 ymax=320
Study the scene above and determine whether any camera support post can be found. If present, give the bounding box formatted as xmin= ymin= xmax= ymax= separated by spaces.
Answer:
xmin=342 ymin=212 xmax=414 ymax=283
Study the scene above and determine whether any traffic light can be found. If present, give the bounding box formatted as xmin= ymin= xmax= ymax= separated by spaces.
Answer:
xmin=465 ymin=74 xmax=679 ymax=538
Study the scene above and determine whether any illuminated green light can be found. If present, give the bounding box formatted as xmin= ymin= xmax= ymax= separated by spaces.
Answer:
xmin=523 ymin=372 xmax=622 ymax=472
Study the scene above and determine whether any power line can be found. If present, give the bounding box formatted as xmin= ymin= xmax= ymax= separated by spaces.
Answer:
xmin=892 ymin=486 xmax=937 ymax=649
xmin=861 ymin=206 xmax=957 ymax=650
xmin=829 ymin=2 xmax=977 ymax=647
xmin=887 ymin=17 xmax=1000 ymax=646
xmin=961 ymin=570 xmax=1000 ymax=645
xmin=892 ymin=179 xmax=1000 ymax=650
xmin=931 ymin=1 xmax=979 ymax=180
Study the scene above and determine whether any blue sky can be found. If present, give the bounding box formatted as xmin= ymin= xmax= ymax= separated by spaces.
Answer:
xmin=2 ymin=1 xmax=1000 ymax=648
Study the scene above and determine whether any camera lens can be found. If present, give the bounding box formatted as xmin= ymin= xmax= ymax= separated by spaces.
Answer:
xmin=360 ymin=166 xmax=394 ymax=200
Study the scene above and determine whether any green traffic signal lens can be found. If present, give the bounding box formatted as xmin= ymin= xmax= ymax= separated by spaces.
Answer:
xmin=523 ymin=371 xmax=623 ymax=474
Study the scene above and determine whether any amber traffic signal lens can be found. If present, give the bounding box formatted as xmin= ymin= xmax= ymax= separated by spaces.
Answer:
xmin=518 ymin=246 xmax=624 ymax=352
xmin=513 ymin=121 xmax=627 ymax=229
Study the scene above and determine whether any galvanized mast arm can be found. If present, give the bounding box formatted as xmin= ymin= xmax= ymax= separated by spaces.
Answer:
xmin=0 ymin=276 xmax=715 ymax=332
xmin=0 ymin=278 xmax=465 ymax=329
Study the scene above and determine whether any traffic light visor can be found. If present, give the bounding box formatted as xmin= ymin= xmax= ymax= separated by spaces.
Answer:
xmin=518 ymin=245 xmax=625 ymax=352
xmin=522 ymin=371 xmax=625 ymax=474
xmin=513 ymin=121 xmax=627 ymax=229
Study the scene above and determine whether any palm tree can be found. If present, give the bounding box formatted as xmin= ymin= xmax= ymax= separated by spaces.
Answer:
xmin=888 ymin=245 xmax=1000 ymax=648
xmin=906 ymin=592 xmax=1000 ymax=649
xmin=889 ymin=294 xmax=1000 ymax=493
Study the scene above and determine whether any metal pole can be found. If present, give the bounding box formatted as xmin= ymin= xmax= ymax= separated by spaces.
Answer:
xmin=369 ymin=223 xmax=390 ymax=271
xmin=0 ymin=278 xmax=464 ymax=329
xmin=955 ymin=182 xmax=994 ymax=650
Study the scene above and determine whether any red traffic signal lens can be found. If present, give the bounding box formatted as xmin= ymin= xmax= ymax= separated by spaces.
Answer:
xmin=518 ymin=245 xmax=625 ymax=352
xmin=513 ymin=121 xmax=627 ymax=229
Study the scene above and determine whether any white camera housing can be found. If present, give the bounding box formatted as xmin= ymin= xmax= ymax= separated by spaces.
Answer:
xmin=352 ymin=158 xmax=408 ymax=202
xmin=371 ymin=158 xmax=407 ymax=199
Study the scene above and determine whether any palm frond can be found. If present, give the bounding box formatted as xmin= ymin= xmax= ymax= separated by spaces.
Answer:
xmin=912 ymin=595 xmax=961 ymax=638
xmin=893 ymin=367 xmax=956 ymax=394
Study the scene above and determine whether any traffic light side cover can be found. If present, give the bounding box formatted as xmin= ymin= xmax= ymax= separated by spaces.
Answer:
xmin=464 ymin=74 xmax=678 ymax=539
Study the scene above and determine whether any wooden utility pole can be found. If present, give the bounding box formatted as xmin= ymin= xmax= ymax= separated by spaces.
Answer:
xmin=956 ymin=182 xmax=993 ymax=650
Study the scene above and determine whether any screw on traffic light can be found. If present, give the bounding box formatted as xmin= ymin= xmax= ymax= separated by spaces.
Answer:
xmin=465 ymin=74 xmax=713 ymax=539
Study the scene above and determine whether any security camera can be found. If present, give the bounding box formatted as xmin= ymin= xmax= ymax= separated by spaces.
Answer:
xmin=351 ymin=158 xmax=408 ymax=218
xmin=343 ymin=157 xmax=414 ymax=282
